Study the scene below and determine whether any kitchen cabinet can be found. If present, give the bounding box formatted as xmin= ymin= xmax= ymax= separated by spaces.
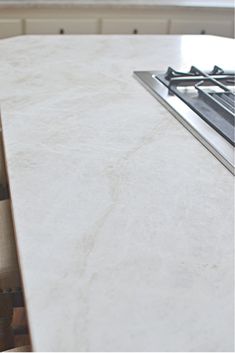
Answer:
xmin=0 ymin=19 xmax=22 ymax=39
xmin=102 ymin=18 xmax=168 ymax=34
xmin=0 ymin=3 xmax=233 ymax=38
xmin=25 ymin=19 xmax=99 ymax=35
xmin=169 ymin=19 xmax=233 ymax=37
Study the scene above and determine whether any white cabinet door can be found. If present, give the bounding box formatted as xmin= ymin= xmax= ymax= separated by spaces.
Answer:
xmin=169 ymin=19 xmax=233 ymax=38
xmin=25 ymin=19 xmax=99 ymax=35
xmin=102 ymin=18 xmax=168 ymax=34
xmin=0 ymin=19 xmax=22 ymax=39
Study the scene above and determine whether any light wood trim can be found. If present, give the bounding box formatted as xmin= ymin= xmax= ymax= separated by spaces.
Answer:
xmin=4 ymin=345 xmax=31 ymax=352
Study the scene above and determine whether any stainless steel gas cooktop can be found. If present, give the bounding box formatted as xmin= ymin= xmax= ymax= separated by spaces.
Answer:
xmin=134 ymin=65 xmax=235 ymax=174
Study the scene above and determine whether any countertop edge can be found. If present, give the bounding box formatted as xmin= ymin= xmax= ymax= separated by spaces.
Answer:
xmin=0 ymin=1 xmax=234 ymax=10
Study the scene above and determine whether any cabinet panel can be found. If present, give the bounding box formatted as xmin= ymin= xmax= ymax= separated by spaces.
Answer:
xmin=0 ymin=19 xmax=22 ymax=39
xmin=102 ymin=18 xmax=168 ymax=34
xmin=170 ymin=19 xmax=233 ymax=37
xmin=25 ymin=19 xmax=99 ymax=35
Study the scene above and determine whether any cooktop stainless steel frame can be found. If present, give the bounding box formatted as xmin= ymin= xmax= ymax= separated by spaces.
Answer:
xmin=134 ymin=71 xmax=234 ymax=175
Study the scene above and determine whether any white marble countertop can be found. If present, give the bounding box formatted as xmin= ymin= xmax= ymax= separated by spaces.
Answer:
xmin=0 ymin=35 xmax=234 ymax=352
xmin=0 ymin=0 xmax=233 ymax=9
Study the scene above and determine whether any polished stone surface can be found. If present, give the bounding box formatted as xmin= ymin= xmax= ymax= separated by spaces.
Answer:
xmin=0 ymin=35 xmax=234 ymax=351
xmin=0 ymin=0 xmax=233 ymax=8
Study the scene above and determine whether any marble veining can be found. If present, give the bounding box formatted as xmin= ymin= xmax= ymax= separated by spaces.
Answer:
xmin=0 ymin=35 xmax=234 ymax=351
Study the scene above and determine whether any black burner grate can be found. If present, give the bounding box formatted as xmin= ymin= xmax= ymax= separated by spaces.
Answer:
xmin=209 ymin=92 xmax=234 ymax=114
xmin=155 ymin=65 xmax=235 ymax=146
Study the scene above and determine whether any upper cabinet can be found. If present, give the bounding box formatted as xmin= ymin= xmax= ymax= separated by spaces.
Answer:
xmin=25 ymin=19 xmax=99 ymax=35
xmin=102 ymin=19 xmax=168 ymax=34
xmin=169 ymin=19 xmax=233 ymax=37
xmin=0 ymin=5 xmax=233 ymax=39
xmin=0 ymin=19 xmax=23 ymax=39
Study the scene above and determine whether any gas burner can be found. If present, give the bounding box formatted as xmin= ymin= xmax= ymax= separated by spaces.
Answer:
xmin=134 ymin=66 xmax=235 ymax=174
xmin=165 ymin=65 xmax=227 ymax=80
